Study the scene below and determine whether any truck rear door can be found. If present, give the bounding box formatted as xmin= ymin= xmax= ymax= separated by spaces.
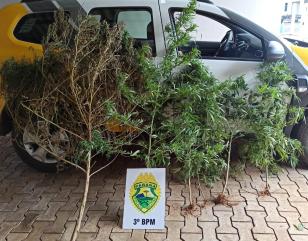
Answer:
xmin=83 ymin=0 xmax=166 ymax=58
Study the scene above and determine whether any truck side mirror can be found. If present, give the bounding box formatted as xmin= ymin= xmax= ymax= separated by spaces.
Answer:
xmin=266 ymin=41 xmax=285 ymax=62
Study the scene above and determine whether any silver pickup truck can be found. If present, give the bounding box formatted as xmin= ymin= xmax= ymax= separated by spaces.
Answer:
xmin=1 ymin=0 xmax=308 ymax=171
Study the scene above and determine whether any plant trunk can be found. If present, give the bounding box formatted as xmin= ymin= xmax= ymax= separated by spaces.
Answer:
xmin=70 ymin=152 xmax=91 ymax=241
xmin=265 ymin=166 xmax=269 ymax=190
xmin=198 ymin=176 xmax=206 ymax=201
xmin=188 ymin=176 xmax=193 ymax=205
xmin=222 ymin=134 xmax=233 ymax=195
xmin=146 ymin=112 xmax=156 ymax=166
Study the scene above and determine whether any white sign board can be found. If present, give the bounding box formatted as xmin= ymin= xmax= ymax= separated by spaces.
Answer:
xmin=123 ymin=168 xmax=166 ymax=229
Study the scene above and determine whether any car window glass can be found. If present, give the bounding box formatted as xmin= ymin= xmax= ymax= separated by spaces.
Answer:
xmin=90 ymin=8 xmax=156 ymax=55
xmin=118 ymin=11 xmax=152 ymax=39
xmin=174 ymin=12 xmax=230 ymax=42
xmin=172 ymin=11 xmax=264 ymax=61
xmin=14 ymin=12 xmax=54 ymax=44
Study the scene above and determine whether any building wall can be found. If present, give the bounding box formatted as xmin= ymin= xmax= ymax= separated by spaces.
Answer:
xmin=212 ymin=0 xmax=282 ymax=35
xmin=281 ymin=0 xmax=308 ymax=41
xmin=0 ymin=0 xmax=18 ymax=9
xmin=1 ymin=0 xmax=283 ymax=36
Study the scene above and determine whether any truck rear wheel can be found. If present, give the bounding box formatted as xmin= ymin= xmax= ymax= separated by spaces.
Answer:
xmin=12 ymin=127 xmax=68 ymax=173
xmin=296 ymin=121 xmax=308 ymax=167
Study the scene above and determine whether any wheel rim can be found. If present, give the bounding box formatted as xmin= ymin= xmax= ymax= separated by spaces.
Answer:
xmin=22 ymin=128 xmax=69 ymax=164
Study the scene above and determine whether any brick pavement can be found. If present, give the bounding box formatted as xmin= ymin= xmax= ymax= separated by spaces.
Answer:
xmin=1 ymin=136 xmax=308 ymax=241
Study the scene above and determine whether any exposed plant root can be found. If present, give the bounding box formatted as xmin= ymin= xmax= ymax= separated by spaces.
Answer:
xmin=259 ymin=187 xmax=271 ymax=196
xmin=214 ymin=193 xmax=229 ymax=206
xmin=214 ymin=193 xmax=238 ymax=207
xmin=181 ymin=202 xmax=200 ymax=217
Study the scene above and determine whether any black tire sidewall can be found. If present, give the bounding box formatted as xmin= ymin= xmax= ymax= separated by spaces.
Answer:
xmin=296 ymin=121 xmax=308 ymax=167
xmin=12 ymin=130 xmax=60 ymax=173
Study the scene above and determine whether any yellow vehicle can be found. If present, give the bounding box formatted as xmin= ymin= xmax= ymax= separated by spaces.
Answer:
xmin=0 ymin=3 xmax=44 ymax=132
xmin=284 ymin=37 xmax=308 ymax=66
xmin=291 ymin=45 xmax=308 ymax=67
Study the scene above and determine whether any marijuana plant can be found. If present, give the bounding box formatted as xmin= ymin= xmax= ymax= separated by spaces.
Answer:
xmin=242 ymin=61 xmax=304 ymax=191
xmin=1 ymin=12 xmax=143 ymax=241
xmin=214 ymin=77 xmax=252 ymax=203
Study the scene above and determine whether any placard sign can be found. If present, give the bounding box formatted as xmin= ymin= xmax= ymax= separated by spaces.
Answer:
xmin=123 ymin=168 xmax=166 ymax=229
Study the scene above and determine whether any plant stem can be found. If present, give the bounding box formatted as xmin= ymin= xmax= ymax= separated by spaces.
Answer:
xmin=147 ymin=111 xmax=156 ymax=166
xmin=198 ymin=175 xmax=206 ymax=201
xmin=266 ymin=166 xmax=269 ymax=190
xmin=222 ymin=133 xmax=233 ymax=195
xmin=70 ymin=151 xmax=91 ymax=241
xmin=188 ymin=176 xmax=193 ymax=205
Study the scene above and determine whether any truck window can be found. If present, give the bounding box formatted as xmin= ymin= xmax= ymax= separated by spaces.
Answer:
xmin=14 ymin=12 xmax=55 ymax=44
xmin=90 ymin=8 xmax=156 ymax=56
xmin=172 ymin=11 xmax=264 ymax=61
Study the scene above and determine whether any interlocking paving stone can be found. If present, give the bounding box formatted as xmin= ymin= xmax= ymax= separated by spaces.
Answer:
xmin=102 ymin=201 xmax=122 ymax=221
xmin=69 ymin=201 xmax=95 ymax=222
xmin=165 ymin=200 xmax=184 ymax=221
xmin=267 ymin=222 xmax=292 ymax=241
xmin=198 ymin=202 xmax=218 ymax=222
xmin=110 ymin=232 xmax=131 ymax=241
xmin=89 ymin=192 xmax=112 ymax=211
xmin=217 ymin=233 xmax=239 ymax=241
xmin=165 ymin=221 xmax=184 ymax=241
xmin=215 ymin=211 xmax=237 ymax=234
xmin=253 ymin=234 xmax=276 ymax=241
xmin=37 ymin=202 xmax=66 ymax=221
xmin=0 ymin=222 xmax=18 ymax=240
xmin=24 ymin=221 xmax=52 ymax=241
xmin=181 ymin=214 xmax=202 ymax=234
xmin=6 ymin=233 xmax=29 ymax=241
xmin=41 ymin=233 xmax=62 ymax=241
xmin=60 ymin=221 xmax=75 ymax=241
xmin=182 ymin=190 xmax=200 ymax=206
xmin=181 ymin=233 xmax=202 ymax=241
xmin=247 ymin=211 xmax=274 ymax=234
xmin=76 ymin=232 xmax=97 ymax=241
xmin=12 ymin=211 xmax=40 ymax=232
xmin=279 ymin=211 xmax=308 ymax=235
xmin=145 ymin=232 xmax=166 ymax=241
xmin=168 ymin=184 xmax=185 ymax=201
xmin=290 ymin=235 xmax=308 ymax=241
xmin=281 ymin=185 xmax=307 ymax=202
xmin=5 ymin=201 xmax=36 ymax=222
xmin=93 ymin=221 xmax=115 ymax=241
xmin=290 ymin=202 xmax=308 ymax=223
xmin=30 ymin=193 xmax=56 ymax=211
xmin=232 ymin=202 xmax=252 ymax=222
xmin=60 ymin=193 xmax=82 ymax=211
xmin=246 ymin=200 xmax=265 ymax=211
xmin=271 ymin=193 xmax=298 ymax=212
xmin=232 ymin=222 xmax=254 ymax=241
xmin=80 ymin=210 xmax=104 ymax=233
xmin=259 ymin=201 xmax=286 ymax=223
xmin=128 ymin=229 xmax=146 ymax=241
xmin=1 ymin=137 xmax=308 ymax=240
xmin=198 ymin=222 xmax=218 ymax=241
xmin=45 ymin=210 xmax=73 ymax=234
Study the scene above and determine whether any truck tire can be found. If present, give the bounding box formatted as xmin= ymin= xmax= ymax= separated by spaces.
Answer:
xmin=296 ymin=121 xmax=308 ymax=167
xmin=0 ymin=109 xmax=12 ymax=135
xmin=12 ymin=128 xmax=67 ymax=173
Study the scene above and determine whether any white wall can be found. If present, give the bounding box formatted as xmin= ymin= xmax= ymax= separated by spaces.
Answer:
xmin=212 ymin=0 xmax=282 ymax=35
xmin=1 ymin=0 xmax=283 ymax=35
xmin=0 ymin=0 xmax=19 ymax=9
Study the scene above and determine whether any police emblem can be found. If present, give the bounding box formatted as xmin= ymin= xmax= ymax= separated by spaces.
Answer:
xmin=130 ymin=172 xmax=161 ymax=214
